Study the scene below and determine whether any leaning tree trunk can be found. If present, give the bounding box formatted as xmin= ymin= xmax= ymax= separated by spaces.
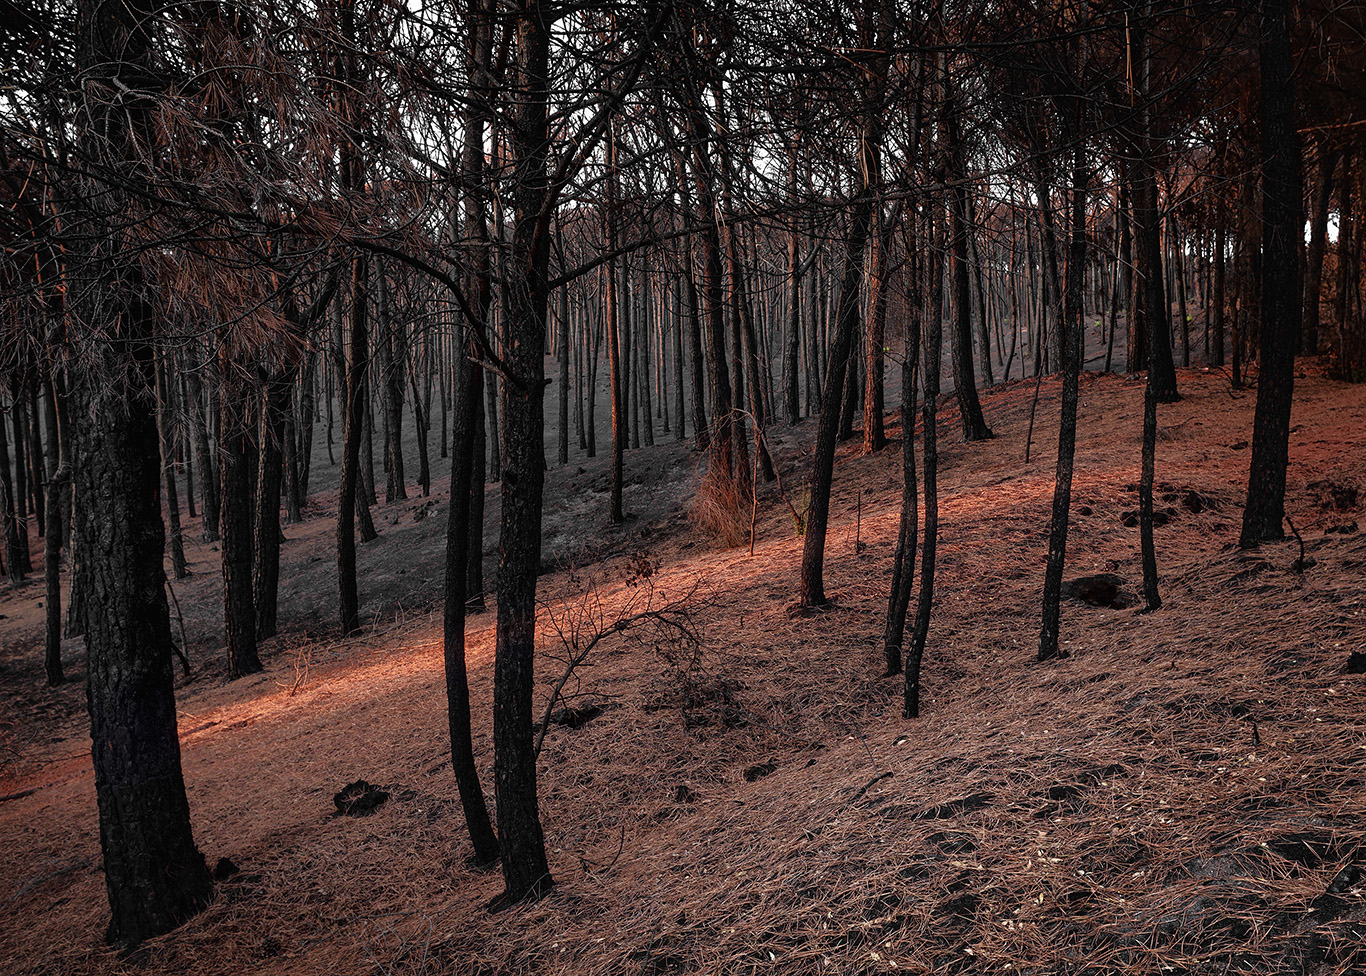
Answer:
xmin=946 ymin=105 xmax=992 ymax=441
xmin=1038 ymin=107 xmax=1089 ymax=663
xmin=799 ymin=182 xmax=875 ymax=608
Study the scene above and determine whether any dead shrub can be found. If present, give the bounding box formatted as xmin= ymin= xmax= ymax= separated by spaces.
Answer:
xmin=689 ymin=465 xmax=748 ymax=548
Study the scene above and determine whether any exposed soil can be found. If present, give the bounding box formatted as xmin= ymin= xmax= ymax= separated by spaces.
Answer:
xmin=2 ymin=362 xmax=1365 ymax=976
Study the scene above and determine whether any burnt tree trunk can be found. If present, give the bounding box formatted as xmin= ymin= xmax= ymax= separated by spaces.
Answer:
xmin=1038 ymin=99 xmax=1089 ymax=663
xmin=491 ymin=0 xmax=554 ymax=907
xmin=219 ymin=361 xmax=261 ymax=678
xmin=72 ymin=0 xmax=213 ymax=941
xmin=1241 ymin=0 xmax=1302 ymax=548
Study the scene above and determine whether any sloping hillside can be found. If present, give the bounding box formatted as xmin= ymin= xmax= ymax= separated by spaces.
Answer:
xmin=2 ymin=365 xmax=1364 ymax=976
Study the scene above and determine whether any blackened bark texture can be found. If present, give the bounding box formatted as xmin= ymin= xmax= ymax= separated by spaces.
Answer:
xmin=492 ymin=0 xmax=554 ymax=907
xmin=605 ymin=131 xmax=626 ymax=524
xmin=254 ymin=368 xmax=292 ymax=640
xmin=45 ymin=374 xmax=66 ymax=685
xmin=375 ymin=270 xmax=407 ymax=503
xmin=785 ymin=140 xmax=804 ymax=426
xmin=154 ymin=350 xmax=188 ymax=579
xmin=76 ymin=345 xmax=214 ymax=942
xmin=907 ymin=209 xmax=946 ymax=719
xmin=297 ymin=345 xmax=318 ymax=504
xmin=673 ymin=276 xmax=687 ymax=441
xmin=72 ymin=0 xmax=213 ymax=941
xmin=219 ymin=362 xmax=261 ymax=678
xmin=1135 ymin=167 xmax=1178 ymax=402
xmin=1241 ymin=0 xmax=1302 ymax=548
xmin=799 ymin=188 xmax=874 ymax=608
xmin=733 ymin=246 xmax=776 ymax=480
xmin=444 ymin=338 xmax=499 ymax=862
xmin=444 ymin=328 xmax=499 ymax=863
xmin=946 ymin=106 xmax=992 ymax=441
xmin=672 ymin=165 xmax=709 ymax=451
xmin=0 ymin=406 xmax=25 ymax=581
xmin=863 ymin=204 xmax=895 ymax=454
xmin=883 ymin=230 xmax=920 ymax=676
xmin=1213 ymin=194 xmax=1227 ymax=367
xmin=337 ymin=252 xmax=368 ymax=637
xmin=1133 ymin=11 xmax=1178 ymax=403
xmin=558 ymin=266 xmax=570 ymax=465
xmin=1139 ymin=357 xmax=1161 ymax=610
xmin=184 ymin=358 xmax=220 ymax=541
xmin=1303 ymin=147 xmax=1339 ymax=356
xmin=1039 ymin=122 xmax=1088 ymax=663
xmin=466 ymin=387 xmax=487 ymax=612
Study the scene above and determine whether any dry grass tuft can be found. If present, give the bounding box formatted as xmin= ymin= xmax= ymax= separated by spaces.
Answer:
xmin=689 ymin=463 xmax=750 ymax=549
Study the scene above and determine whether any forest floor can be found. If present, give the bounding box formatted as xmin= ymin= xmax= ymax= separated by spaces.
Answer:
xmin=2 ymin=361 xmax=1366 ymax=976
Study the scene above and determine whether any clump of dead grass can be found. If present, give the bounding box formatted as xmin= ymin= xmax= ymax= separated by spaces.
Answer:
xmin=688 ymin=464 xmax=749 ymax=549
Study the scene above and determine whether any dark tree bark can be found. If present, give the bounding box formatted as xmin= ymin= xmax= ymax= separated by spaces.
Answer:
xmin=1240 ymin=0 xmax=1303 ymax=548
xmin=155 ymin=349 xmax=189 ymax=579
xmin=883 ymin=227 xmax=920 ymax=676
xmin=446 ymin=10 xmax=501 ymax=852
xmin=1038 ymin=112 xmax=1089 ymax=663
xmin=907 ymin=205 xmax=946 ymax=719
xmin=946 ymin=106 xmax=992 ymax=441
xmin=337 ymin=250 xmax=368 ymax=637
xmin=605 ymin=130 xmax=626 ymax=524
xmin=466 ymin=383 xmax=487 ymax=612
xmin=1213 ymin=192 xmax=1227 ymax=367
xmin=444 ymin=329 xmax=500 ymax=865
xmin=184 ymin=358 xmax=220 ymax=542
xmin=44 ymin=372 xmax=66 ymax=685
xmin=799 ymin=184 xmax=874 ymax=608
xmin=219 ymin=360 xmax=262 ymax=678
xmin=784 ymin=139 xmax=804 ymax=426
xmin=254 ymin=368 xmax=292 ymax=640
xmin=1303 ymin=146 xmax=1339 ymax=355
xmin=72 ymin=0 xmax=213 ymax=941
xmin=375 ymin=269 xmax=407 ymax=503
xmin=0 ymin=403 xmax=25 ymax=582
xmin=557 ymin=268 xmax=570 ymax=465
xmin=491 ymin=0 xmax=555 ymax=907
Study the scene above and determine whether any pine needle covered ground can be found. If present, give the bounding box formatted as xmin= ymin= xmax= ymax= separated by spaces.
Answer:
xmin=2 ymin=365 xmax=1364 ymax=975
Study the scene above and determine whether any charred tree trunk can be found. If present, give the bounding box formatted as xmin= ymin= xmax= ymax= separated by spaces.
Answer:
xmin=946 ymin=106 xmax=992 ymax=441
xmin=254 ymin=369 xmax=292 ymax=640
xmin=883 ymin=224 xmax=921 ymax=676
xmin=799 ymin=156 xmax=875 ymax=608
xmin=219 ymin=363 xmax=261 ymax=678
xmin=1038 ymin=103 xmax=1089 ymax=663
xmin=337 ymin=251 xmax=369 ymax=637
xmin=1241 ymin=0 xmax=1302 ymax=548
xmin=491 ymin=0 xmax=554 ymax=907
xmin=72 ymin=0 xmax=213 ymax=940
xmin=907 ymin=204 xmax=946 ymax=719
xmin=155 ymin=349 xmax=188 ymax=579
